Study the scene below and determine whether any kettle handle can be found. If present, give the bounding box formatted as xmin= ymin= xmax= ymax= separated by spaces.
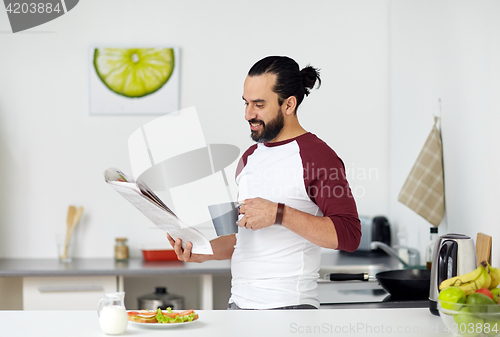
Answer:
xmin=437 ymin=240 xmax=458 ymax=289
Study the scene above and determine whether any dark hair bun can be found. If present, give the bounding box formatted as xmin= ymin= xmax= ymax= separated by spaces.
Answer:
xmin=300 ymin=66 xmax=321 ymax=96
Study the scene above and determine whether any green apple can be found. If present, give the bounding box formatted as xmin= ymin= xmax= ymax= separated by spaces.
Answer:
xmin=466 ymin=293 xmax=496 ymax=314
xmin=453 ymin=307 xmax=484 ymax=337
xmin=465 ymin=293 xmax=500 ymax=336
xmin=482 ymin=306 xmax=500 ymax=337
xmin=491 ymin=288 xmax=500 ymax=304
xmin=439 ymin=286 xmax=466 ymax=311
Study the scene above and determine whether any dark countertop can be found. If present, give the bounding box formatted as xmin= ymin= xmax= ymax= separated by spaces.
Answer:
xmin=320 ymin=250 xmax=403 ymax=269
xmin=0 ymin=258 xmax=231 ymax=277
xmin=321 ymin=299 xmax=430 ymax=309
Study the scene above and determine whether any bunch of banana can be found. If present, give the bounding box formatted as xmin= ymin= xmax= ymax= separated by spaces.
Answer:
xmin=439 ymin=261 xmax=492 ymax=295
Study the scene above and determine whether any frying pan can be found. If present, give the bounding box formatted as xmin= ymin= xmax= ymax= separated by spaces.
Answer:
xmin=327 ymin=269 xmax=431 ymax=299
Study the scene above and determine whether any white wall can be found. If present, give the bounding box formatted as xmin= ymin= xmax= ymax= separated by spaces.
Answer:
xmin=390 ymin=0 xmax=500 ymax=266
xmin=0 ymin=0 xmax=390 ymax=258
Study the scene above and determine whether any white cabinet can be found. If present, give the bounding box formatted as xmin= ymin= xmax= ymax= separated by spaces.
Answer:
xmin=23 ymin=276 xmax=117 ymax=310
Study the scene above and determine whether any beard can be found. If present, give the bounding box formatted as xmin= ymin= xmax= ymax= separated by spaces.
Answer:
xmin=249 ymin=108 xmax=285 ymax=143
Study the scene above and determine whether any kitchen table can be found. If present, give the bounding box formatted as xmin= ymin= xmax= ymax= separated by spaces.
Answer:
xmin=0 ymin=308 xmax=449 ymax=336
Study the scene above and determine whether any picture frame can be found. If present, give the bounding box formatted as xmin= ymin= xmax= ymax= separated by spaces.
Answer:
xmin=89 ymin=46 xmax=180 ymax=115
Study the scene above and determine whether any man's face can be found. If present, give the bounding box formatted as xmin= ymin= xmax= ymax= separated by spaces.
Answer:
xmin=242 ymin=73 xmax=285 ymax=143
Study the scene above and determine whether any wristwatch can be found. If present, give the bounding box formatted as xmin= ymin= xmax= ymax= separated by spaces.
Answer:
xmin=275 ymin=203 xmax=285 ymax=225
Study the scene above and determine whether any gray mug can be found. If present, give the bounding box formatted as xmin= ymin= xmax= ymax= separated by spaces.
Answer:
xmin=208 ymin=202 xmax=240 ymax=236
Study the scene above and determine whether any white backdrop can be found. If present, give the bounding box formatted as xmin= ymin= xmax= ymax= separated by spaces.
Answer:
xmin=0 ymin=0 xmax=390 ymax=258
xmin=2 ymin=1 xmax=498 ymax=263
xmin=390 ymin=0 xmax=500 ymax=266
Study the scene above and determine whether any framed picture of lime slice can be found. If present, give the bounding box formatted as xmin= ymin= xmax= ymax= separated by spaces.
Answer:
xmin=89 ymin=47 xmax=179 ymax=115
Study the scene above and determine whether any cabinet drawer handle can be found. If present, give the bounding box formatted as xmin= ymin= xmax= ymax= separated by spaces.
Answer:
xmin=38 ymin=285 xmax=104 ymax=292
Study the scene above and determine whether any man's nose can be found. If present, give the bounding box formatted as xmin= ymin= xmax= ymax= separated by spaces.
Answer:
xmin=245 ymin=106 xmax=257 ymax=121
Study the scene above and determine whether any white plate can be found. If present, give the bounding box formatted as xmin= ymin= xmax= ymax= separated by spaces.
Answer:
xmin=127 ymin=311 xmax=200 ymax=329
xmin=128 ymin=319 xmax=199 ymax=329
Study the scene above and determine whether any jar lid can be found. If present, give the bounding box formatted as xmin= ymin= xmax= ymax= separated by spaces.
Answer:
xmin=116 ymin=237 xmax=128 ymax=242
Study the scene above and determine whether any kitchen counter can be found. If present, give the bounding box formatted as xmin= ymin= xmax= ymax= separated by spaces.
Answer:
xmin=0 ymin=250 xmax=398 ymax=277
xmin=0 ymin=258 xmax=231 ymax=277
xmin=0 ymin=252 xmax=418 ymax=310
xmin=0 ymin=258 xmax=231 ymax=310
xmin=0 ymin=308 xmax=448 ymax=336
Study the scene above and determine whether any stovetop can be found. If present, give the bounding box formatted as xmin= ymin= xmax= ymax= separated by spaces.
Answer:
xmin=320 ymin=299 xmax=430 ymax=309
xmin=318 ymin=288 xmax=430 ymax=309
xmin=317 ymin=249 xmax=431 ymax=310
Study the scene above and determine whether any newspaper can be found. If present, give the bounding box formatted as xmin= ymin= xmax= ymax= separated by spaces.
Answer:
xmin=104 ymin=168 xmax=213 ymax=255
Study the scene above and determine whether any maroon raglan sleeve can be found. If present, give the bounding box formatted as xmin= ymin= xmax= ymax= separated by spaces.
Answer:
xmin=235 ymin=144 xmax=258 ymax=180
xmin=299 ymin=134 xmax=361 ymax=252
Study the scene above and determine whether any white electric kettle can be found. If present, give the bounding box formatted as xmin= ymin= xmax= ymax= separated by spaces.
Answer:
xmin=429 ymin=233 xmax=477 ymax=316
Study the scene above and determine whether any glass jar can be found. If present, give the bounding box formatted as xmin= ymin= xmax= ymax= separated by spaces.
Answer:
xmin=114 ymin=237 xmax=129 ymax=261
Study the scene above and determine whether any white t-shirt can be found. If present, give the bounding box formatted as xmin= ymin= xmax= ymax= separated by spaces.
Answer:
xmin=230 ymin=132 xmax=361 ymax=309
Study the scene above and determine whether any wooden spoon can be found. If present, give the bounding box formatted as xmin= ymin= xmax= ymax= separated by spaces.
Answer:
xmin=66 ymin=206 xmax=76 ymax=235
xmin=68 ymin=206 xmax=84 ymax=239
xmin=61 ymin=206 xmax=76 ymax=260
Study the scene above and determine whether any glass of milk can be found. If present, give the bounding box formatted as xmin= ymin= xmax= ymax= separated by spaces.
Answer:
xmin=98 ymin=292 xmax=128 ymax=335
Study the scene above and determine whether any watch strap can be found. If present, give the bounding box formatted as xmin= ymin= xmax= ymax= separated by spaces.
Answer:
xmin=275 ymin=203 xmax=285 ymax=225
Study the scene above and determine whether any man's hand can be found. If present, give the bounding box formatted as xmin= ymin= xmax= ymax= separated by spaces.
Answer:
xmin=167 ymin=233 xmax=211 ymax=263
xmin=238 ymin=197 xmax=278 ymax=231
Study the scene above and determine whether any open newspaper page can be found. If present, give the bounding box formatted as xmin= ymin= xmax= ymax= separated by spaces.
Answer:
xmin=104 ymin=168 xmax=213 ymax=255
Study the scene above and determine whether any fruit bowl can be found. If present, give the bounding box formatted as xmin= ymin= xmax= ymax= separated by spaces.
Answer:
xmin=438 ymin=300 xmax=500 ymax=336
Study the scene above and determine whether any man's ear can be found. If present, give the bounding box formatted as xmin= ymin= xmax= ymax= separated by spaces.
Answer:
xmin=284 ymin=96 xmax=297 ymax=115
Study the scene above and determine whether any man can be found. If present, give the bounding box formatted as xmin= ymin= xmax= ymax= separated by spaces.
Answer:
xmin=168 ymin=56 xmax=361 ymax=310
